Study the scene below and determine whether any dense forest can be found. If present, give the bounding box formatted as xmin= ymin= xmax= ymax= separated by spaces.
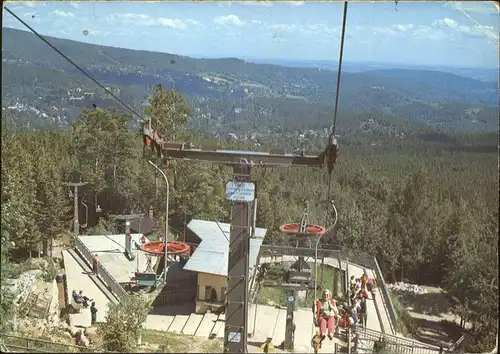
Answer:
xmin=2 ymin=28 xmax=499 ymax=135
xmin=1 ymin=83 xmax=497 ymax=351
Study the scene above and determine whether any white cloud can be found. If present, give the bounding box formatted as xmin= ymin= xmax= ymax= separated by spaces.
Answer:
xmin=116 ymin=13 xmax=150 ymax=21
xmin=288 ymin=1 xmax=305 ymax=6
xmin=158 ymin=18 xmax=186 ymax=29
xmin=433 ymin=17 xmax=458 ymax=29
xmin=23 ymin=2 xmax=37 ymax=8
xmin=109 ymin=13 xmax=195 ymax=29
xmin=431 ymin=17 xmax=498 ymax=41
xmin=412 ymin=25 xmax=449 ymax=41
xmin=471 ymin=24 xmax=499 ymax=40
xmin=237 ymin=1 xmax=273 ymax=6
xmin=443 ymin=1 xmax=499 ymax=15
xmin=269 ymin=24 xmax=297 ymax=32
xmin=213 ymin=15 xmax=244 ymax=26
xmin=304 ymin=24 xmax=336 ymax=35
xmin=69 ymin=2 xmax=81 ymax=9
xmin=53 ymin=10 xmax=75 ymax=18
xmin=355 ymin=25 xmax=398 ymax=37
xmin=391 ymin=24 xmax=414 ymax=32
xmin=251 ymin=20 xmax=262 ymax=25
xmin=459 ymin=24 xmax=499 ymax=41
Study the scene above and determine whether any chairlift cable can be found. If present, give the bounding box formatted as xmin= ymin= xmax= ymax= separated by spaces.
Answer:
xmin=324 ymin=1 xmax=349 ymax=224
xmin=329 ymin=1 xmax=349 ymax=139
xmin=4 ymin=6 xmax=146 ymax=123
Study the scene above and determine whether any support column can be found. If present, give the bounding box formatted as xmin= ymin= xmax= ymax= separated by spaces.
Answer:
xmin=73 ymin=186 xmax=79 ymax=236
xmin=65 ymin=182 xmax=87 ymax=236
xmin=284 ymin=289 xmax=296 ymax=350
xmin=224 ymin=164 xmax=251 ymax=353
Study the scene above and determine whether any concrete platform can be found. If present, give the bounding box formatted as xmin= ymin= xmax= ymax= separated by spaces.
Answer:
xmin=211 ymin=316 xmax=225 ymax=338
xmin=168 ymin=314 xmax=189 ymax=333
xmin=77 ymin=234 xmax=152 ymax=284
xmin=144 ymin=314 xmax=175 ymax=332
xmin=195 ymin=313 xmax=218 ymax=338
xmin=62 ymin=250 xmax=110 ymax=323
xmin=182 ymin=314 xmax=203 ymax=335
xmin=69 ymin=308 xmax=92 ymax=327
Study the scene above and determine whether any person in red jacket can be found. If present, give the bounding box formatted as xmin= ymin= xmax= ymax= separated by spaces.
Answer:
xmin=314 ymin=289 xmax=339 ymax=341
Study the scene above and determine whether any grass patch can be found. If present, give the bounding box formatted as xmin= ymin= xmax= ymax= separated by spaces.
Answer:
xmin=256 ymin=262 xmax=345 ymax=308
xmin=389 ymin=292 xmax=418 ymax=337
xmin=139 ymin=329 xmax=222 ymax=353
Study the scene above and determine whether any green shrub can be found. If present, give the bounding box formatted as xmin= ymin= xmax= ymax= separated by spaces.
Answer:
xmin=42 ymin=257 xmax=58 ymax=282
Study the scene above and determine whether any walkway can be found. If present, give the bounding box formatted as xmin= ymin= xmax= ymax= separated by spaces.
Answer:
xmin=62 ymin=250 xmax=111 ymax=324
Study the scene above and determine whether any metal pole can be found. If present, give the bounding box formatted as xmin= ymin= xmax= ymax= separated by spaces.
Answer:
xmin=148 ymin=160 xmax=169 ymax=282
xmin=313 ymin=201 xmax=338 ymax=318
xmin=224 ymin=163 xmax=251 ymax=353
xmin=65 ymin=182 xmax=88 ymax=236
xmin=74 ymin=187 xmax=79 ymax=235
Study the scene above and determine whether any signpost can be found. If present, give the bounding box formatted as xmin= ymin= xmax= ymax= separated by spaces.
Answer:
xmin=225 ymin=181 xmax=255 ymax=202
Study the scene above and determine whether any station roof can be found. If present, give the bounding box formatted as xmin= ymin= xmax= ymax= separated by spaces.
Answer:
xmin=183 ymin=219 xmax=266 ymax=277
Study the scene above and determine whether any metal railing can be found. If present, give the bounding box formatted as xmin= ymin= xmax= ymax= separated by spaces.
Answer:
xmin=0 ymin=333 xmax=102 ymax=353
xmin=152 ymin=288 xmax=196 ymax=306
xmin=354 ymin=327 xmax=442 ymax=354
xmin=74 ymin=236 xmax=129 ymax=301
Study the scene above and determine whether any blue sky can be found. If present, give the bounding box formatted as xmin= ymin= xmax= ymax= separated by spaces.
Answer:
xmin=2 ymin=1 xmax=499 ymax=68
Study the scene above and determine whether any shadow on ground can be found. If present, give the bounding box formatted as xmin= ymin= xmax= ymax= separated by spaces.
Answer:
xmin=150 ymin=302 xmax=195 ymax=316
xmin=396 ymin=291 xmax=453 ymax=317
xmin=411 ymin=317 xmax=464 ymax=348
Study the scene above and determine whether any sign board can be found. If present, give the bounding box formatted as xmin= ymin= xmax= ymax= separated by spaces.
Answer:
xmin=229 ymin=332 xmax=241 ymax=343
xmin=225 ymin=181 xmax=255 ymax=202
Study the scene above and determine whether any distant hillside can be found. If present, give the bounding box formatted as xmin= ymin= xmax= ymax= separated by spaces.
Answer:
xmin=2 ymin=27 xmax=498 ymax=134
xmin=364 ymin=69 xmax=498 ymax=99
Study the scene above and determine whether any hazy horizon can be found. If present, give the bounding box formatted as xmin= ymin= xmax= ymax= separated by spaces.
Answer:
xmin=2 ymin=1 xmax=498 ymax=69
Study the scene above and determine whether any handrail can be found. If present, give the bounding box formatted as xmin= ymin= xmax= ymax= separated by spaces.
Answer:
xmin=0 ymin=333 xmax=106 ymax=353
xmin=74 ymin=237 xmax=129 ymax=301
xmin=372 ymin=255 xmax=398 ymax=335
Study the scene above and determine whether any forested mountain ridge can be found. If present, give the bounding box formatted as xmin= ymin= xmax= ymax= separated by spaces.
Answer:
xmin=2 ymin=28 xmax=499 ymax=135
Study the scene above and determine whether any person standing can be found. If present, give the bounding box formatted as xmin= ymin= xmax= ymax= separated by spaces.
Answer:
xmin=92 ymin=254 xmax=98 ymax=275
xmin=90 ymin=302 xmax=97 ymax=325
xmin=358 ymin=296 xmax=367 ymax=327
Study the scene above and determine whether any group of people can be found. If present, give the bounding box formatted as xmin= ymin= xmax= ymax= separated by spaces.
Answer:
xmin=312 ymin=271 xmax=377 ymax=348
xmin=71 ymin=290 xmax=98 ymax=324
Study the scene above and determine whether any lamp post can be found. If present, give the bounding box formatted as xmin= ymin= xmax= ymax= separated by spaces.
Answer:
xmin=95 ymin=186 xmax=107 ymax=213
xmin=313 ymin=200 xmax=339 ymax=311
xmin=148 ymin=160 xmax=169 ymax=282
xmin=65 ymin=181 xmax=88 ymax=236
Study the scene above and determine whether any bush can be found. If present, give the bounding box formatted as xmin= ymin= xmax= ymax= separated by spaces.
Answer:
xmin=97 ymin=295 xmax=152 ymax=352
xmin=42 ymin=257 xmax=58 ymax=282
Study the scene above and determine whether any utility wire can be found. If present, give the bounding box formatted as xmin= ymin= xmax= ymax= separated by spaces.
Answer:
xmin=330 ymin=1 xmax=349 ymax=138
xmin=4 ymin=6 xmax=146 ymax=122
